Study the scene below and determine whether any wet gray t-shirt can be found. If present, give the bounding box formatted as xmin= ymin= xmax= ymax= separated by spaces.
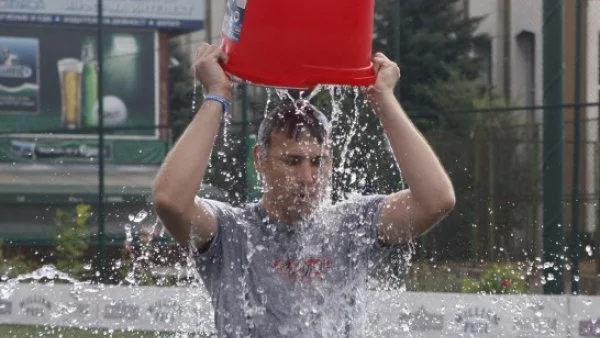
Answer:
xmin=193 ymin=195 xmax=392 ymax=338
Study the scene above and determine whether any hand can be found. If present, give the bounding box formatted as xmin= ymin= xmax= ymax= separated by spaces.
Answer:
xmin=367 ymin=52 xmax=401 ymax=96
xmin=192 ymin=43 xmax=232 ymax=100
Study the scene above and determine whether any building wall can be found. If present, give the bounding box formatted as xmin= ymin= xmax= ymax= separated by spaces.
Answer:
xmin=510 ymin=0 xmax=543 ymax=108
xmin=470 ymin=0 xmax=543 ymax=106
xmin=468 ymin=0 xmax=501 ymax=90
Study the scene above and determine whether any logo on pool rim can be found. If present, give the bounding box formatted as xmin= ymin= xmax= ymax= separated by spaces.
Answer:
xmin=454 ymin=307 xmax=500 ymax=334
xmin=399 ymin=306 xmax=444 ymax=331
xmin=20 ymin=294 xmax=51 ymax=317
xmin=0 ymin=300 xmax=12 ymax=315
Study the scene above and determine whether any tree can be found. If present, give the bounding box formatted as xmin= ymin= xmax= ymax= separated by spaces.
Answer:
xmin=373 ymin=0 xmax=490 ymax=117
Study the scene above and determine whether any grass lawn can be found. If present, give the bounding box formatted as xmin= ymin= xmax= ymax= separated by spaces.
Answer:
xmin=0 ymin=325 xmax=211 ymax=338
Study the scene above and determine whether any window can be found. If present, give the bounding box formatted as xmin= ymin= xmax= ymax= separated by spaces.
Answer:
xmin=473 ymin=39 xmax=493 ymax=92
xmin=516 ymin=31 xmax=536 ymax=108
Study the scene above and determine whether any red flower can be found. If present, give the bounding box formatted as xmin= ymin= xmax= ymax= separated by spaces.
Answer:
xmin=501 ymin=278 xmax=511 ymax=287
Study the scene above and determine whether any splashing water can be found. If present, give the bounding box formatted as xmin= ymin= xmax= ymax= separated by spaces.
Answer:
xmin=192 ymin=78 xmax=198 ymax=114
xmin=10 ymin=265 xmax=81 ymax=284
xmin=128 ymin=210 xmax=148 ymax=223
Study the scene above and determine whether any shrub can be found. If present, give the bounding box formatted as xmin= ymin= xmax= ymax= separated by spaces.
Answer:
xmin=0 ymin=241 xmax=38 ymax=279
xmin=462 ymin=263 xmax=526 ymax=294
xmin=53 ymin=204 xmax=92 ymax=280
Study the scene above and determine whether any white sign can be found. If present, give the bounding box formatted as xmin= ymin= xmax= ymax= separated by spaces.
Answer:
xmin=0 ymin=283 xmax=216 ymax=334
xmin=366 ymin=292 xmax=568 ymax=338
xmin=2 ymin=284 xmax=599 ymax=337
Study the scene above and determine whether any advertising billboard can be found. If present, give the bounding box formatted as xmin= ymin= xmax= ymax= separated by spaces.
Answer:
xmin=0 ymin=24 xmax=165 ymax=164
xmin=0 ymin=0 xmax=204 ymax=30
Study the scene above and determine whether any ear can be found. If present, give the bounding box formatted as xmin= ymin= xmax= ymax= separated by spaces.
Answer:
xmin=253 ymin=145 xmax=264 ymax=174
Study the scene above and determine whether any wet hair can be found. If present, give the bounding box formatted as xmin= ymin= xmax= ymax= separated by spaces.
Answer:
xmin=257 ymin=100 xmax=331 ymax=158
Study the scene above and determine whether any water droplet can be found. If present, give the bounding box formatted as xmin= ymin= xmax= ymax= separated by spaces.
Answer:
xmin=586 ymin=245 xmax=593 ymax=256
xmin=130 ymin=210 xmax=148 ymax=223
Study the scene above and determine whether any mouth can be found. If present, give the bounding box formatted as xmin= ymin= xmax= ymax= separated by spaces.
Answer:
xmin=296 ymin=191 xmax=308 ymax=200
xmin=294 ymin=189 xmax=315 ymax=202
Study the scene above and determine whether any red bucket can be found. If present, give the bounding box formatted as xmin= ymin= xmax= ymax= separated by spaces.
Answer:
xmin=220 ymin=0 xmax=376 ymax=89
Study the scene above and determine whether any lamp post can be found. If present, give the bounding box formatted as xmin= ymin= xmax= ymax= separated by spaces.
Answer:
xmin=542 ymin=0 xmax=565 ymax=295
xmin=570 ymin=0 xmax=583 ymax=295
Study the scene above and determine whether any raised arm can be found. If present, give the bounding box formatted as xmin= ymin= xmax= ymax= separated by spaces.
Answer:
xmin=367 ymin=52 xmax=456 ymax=245
xmin=152 ymin=44 xmax=232 ymax=249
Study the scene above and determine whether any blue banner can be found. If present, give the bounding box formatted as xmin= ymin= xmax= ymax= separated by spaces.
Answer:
xmin=0 ymin=0 xmax=204 ymax=30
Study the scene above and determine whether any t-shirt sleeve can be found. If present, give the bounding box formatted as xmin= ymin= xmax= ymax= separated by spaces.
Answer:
xmin=191 ymin=197 xmax=235 ymax=287
xmin=347 ymin=194 xmax=394 ymax=270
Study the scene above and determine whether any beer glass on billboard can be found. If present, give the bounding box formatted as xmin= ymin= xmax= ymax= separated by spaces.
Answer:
xmin=57 ymin=58 xmax=83 ymax=129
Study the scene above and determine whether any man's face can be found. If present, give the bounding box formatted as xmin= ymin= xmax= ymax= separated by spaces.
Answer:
xmin=258 ymin=128 xmax=332 ymax=222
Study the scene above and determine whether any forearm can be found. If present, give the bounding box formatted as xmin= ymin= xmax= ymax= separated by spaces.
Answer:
xmin=153 ymin=100 xmax=224 ymax=211
xmin=371 ymin=91 xmax=454 ymax=213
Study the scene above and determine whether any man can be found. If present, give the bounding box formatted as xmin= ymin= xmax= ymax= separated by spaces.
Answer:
xmin=152 ymin=43 xmax=455 ymax=337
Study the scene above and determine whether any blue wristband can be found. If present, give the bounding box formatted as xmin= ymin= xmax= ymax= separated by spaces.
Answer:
xmin=204 ymin=94 xmax=230 ymax=113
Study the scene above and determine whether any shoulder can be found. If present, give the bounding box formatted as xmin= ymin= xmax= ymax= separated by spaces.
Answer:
xmin=331 ymin=193 xmax=387 ymax=214
xmin=194 ymin=196 xmax=246 ymax=221
xmin=319 ymin=193 xmax=387 ymax=229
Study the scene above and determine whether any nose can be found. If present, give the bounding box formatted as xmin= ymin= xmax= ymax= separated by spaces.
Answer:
xmin=296 ymin=160 xmax=316 ymax=185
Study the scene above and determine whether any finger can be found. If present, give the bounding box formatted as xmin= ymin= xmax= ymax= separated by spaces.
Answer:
xmin=374 ymin=52 xmax=391 ymax=62
xmin=376 ymin=56 xmax=394 ymax=64
xmin=198 ymin=44 xmax=219 ymax=60
xmin=378 ymin=60 xmax=399 ymax=72
xmin=191 ymin=59 xmax=201 ymax=72
xmin=372 ymin=60 xmax=382 ymax=74
xmin=373 ymin=55 xmax=386 ymax=62
xmin=218 ymin=53 xmax=229 ymax=64
xmin=211 ymin=48 xmax=228 ymax=64
xmin=372 ymin=55 xmax=385 ymax=68
xmin=372 ymin=55 xmax=389 ymax=67
xmin=192 ymin=57 xmax=207 ymax=71
xmin=207 ymin=46 xmax=222 ymax=59
xmin=196 ymin=43 xmax=210 ymax=56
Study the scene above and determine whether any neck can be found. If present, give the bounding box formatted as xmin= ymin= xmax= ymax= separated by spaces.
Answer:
xmin=260 ymin=196 xmax=297 ymax=225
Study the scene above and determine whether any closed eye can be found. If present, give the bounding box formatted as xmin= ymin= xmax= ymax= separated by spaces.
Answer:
xmin=311 ymin=156 xmax=328 ymax=167
xmin=280 ymin=155 xmax=302 ymax=166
